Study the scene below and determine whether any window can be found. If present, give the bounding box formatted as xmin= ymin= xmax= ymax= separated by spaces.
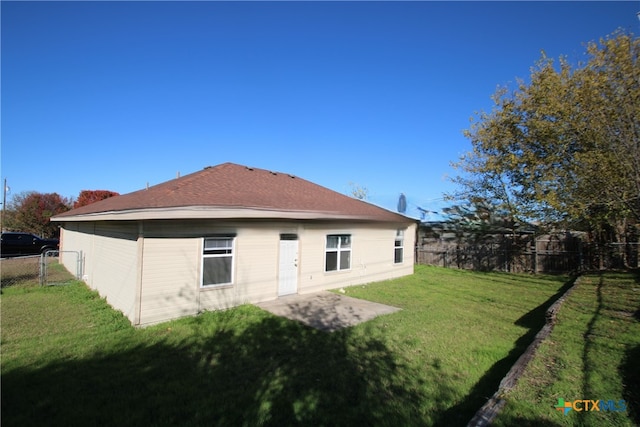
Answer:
xmin=202 ymin=237 xmax=234 ymax=287
xmin=325 ymin=234 xmax=351 ymax=271
xmin=394 ymin=229 xmax=404 ymax=264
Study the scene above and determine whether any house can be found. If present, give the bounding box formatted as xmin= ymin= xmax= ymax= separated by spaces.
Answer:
xmin=52 ymin=163 xmax=417 ymax=326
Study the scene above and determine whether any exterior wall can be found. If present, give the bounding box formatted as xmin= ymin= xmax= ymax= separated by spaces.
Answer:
xmin=137 ymin=224 xmax=282 ymax=325
xmin=60 ymin=222 xmax=139 ymax=321
xmin=60 ymin=223 xmax=93 ymax=278
xmin=59 ymin=219 xmax=416 ymax=326
xmin=138 ymin=220 xmax=283 ymax=324
xmin=139 ymin=220 xmax=415 ymax=324
xmin=296 ymin=222 xmax=416 ymax=294
xmin=138 ymin=238 xmax=200 ymax=325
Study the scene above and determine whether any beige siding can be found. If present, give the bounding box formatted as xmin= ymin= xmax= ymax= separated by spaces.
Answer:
xmin=138 ymin=238 xmax=200 ymax=325
xmin=59 ymin=222 xmax=138 ymax=321
xmin=59 ymin=223 xmax=94 ymax=282
xmin=140 ymin=225 xmax=281 ymax=324
xmin=297 ymin=223 xmax=415 ymax=294
xmin=60 ymin=219 xmax=415 ymax=326
xmin=220 ymin=226 xmax=279 ymax=304
xmin=92 ymin=234 xmax=138 ymax=320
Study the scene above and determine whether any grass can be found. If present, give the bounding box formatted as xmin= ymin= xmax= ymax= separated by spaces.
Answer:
xmin=493 ymin=271 xmax=640 ymax=427
xmin=0 ymin=265 xmax=586 ymax=426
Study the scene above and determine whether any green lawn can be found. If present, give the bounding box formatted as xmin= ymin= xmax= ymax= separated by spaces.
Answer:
xmin=0 ymin=265 xmax=598 ymax=426
xmin=493 ymin=271 xmax=640 ymax=427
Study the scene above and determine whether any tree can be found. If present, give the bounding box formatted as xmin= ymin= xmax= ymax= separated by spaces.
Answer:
xmin=441 ymin=201 xmax=495 ymax=241
xmin=451 ymin=31 xmax=639 ymax=245
xmin=440 ymin=199 xmax=528 ymax=243
xmin=348 ymin=182 xmax=369 ymax=200
xmin=74 ymin=190 xmax=120 ymax=208
xmin=5 ymin=192 xmax=72 ymax=238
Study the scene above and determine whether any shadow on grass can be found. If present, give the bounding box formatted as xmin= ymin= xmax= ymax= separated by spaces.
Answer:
xmin=2 ymin=308 xmax=436 ymax=427
xmin=621 ymin=269 xmax=640 ymax=423
xmin=433 ymin=277 xmax=577 ymax=426
xmin=580 ymin=274 xmax=604 ymax=409
xmin=622 ymin=270 xmax=640 ymax=422
xmin=490 ymin=417 xmax=562 ymax=427
xmin=622 ymin=343 xmax=640 ymax=425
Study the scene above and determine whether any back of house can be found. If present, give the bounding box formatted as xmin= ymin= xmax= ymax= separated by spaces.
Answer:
xmin=52 ymin=163 xmax=416 ymax=326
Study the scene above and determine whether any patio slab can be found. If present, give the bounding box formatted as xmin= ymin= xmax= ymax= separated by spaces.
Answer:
xmin=256 ymin=291 xmax=401 ymax=332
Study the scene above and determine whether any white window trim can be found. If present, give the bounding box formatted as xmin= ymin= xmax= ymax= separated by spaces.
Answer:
xmin=325 ymin=234 xmax=352 ymax=272
xmin=201 ymin=236 xmax=235 ymax=288
xmin=394 ymin=229 xmax=404 ymax=264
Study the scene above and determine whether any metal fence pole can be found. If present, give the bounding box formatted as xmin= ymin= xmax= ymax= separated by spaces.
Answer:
xmin=77 ymin=250 xmax=83 ymax=279
xmin=39 ymin=253 xmax=45 ymax=286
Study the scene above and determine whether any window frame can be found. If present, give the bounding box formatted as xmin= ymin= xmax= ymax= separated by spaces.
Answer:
xmin=394 ymin=229 xmax=404 ymax=264
xmin=201 ymin=236 xmax=235 ymax=288
xmin=325 ymin=234 xmax=352 ymax=272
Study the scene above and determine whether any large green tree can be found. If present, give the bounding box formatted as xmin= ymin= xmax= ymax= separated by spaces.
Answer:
xmin=451 ymin=31 xmax=639 ymax=243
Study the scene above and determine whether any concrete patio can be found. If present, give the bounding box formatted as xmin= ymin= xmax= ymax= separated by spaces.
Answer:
xmin=256 ymin=291 xmax=401 ymax=332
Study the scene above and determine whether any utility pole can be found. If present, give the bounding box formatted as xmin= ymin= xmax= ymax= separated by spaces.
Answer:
xmin=1 ymin=178 xmax=7 ymax=232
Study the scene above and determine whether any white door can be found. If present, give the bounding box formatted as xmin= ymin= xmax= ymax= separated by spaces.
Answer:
xmin=278 ymin=239 xmax=298 ymax=296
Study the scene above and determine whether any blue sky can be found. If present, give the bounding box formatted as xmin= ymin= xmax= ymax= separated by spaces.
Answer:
xmin=2 ymin=1 xmax=638 ymax=220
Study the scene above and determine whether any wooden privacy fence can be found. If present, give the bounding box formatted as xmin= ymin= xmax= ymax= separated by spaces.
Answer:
xmin=416 ymin=240 xmax=639 ymax=274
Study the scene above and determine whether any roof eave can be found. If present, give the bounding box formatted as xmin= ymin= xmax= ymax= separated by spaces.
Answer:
xmin=51 ymin=206 xmax=414 ymax=223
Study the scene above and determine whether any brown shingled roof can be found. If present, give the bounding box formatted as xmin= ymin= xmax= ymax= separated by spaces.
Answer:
xmin=53 ymin=162 xmax=412 ymax=223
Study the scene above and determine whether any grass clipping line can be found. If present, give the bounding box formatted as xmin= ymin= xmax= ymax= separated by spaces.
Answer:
xmin=467 ymin=275 xmax=579 ymax=427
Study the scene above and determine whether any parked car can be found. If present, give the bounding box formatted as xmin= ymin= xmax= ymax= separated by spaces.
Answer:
xmin=0 ymin=232 xmax=59 ymax=257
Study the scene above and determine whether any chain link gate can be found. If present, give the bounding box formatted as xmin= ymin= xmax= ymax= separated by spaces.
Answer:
xmin=40 ymin=250 xmax=83 ymax=286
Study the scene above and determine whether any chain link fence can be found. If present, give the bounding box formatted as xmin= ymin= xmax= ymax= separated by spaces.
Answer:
xmin=1 ymin=255 xmax=41 ymax=287
xmin=1 ymin=251 xmax=82 ymax=287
